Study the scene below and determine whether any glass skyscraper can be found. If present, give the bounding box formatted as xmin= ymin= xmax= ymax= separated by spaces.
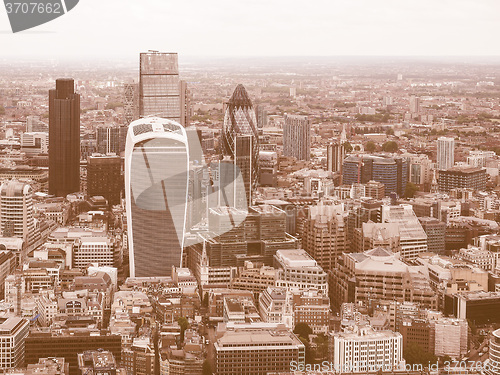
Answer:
xmin=125 ymin=117 xmax=189 ymax=277
xmin=222 ymin=84 xmax=259 ymax=207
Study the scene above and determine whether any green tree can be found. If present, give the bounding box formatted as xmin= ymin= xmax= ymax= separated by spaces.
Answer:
xmin=343 ymin=141 xmax=353 ymax=153
xmin=0 ymin=105 xmax=5 ymax=115
xmin=202 ymin=292 xmax=209 ymax=308
xmin=177 ymin=316 xmax=189 ymax=343
xmin=404 ymin=182 xmax=419 ymax=198
xmin=354 ymin=145 xmax=361 ymax=151
xmin=382 ymin=140 xmax=398 ymax=152
xmin=386 ymin=128 xmax=395 ymax=135
xmin=294 ymin=322 xmax=313 ymax=340
xmin=365 ymin=141 xmax=377 ymax=153
xmin=202 ymin=360 xmax=213 ymax=375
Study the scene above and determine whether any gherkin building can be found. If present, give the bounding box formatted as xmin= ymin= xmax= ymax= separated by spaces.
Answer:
xmin=222 ymin=84 xmax=259 ymax=207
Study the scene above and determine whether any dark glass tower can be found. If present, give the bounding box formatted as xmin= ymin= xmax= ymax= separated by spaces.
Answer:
xmin=49 ymin=78 xmax=80 ymax=197
xmin=222 ymin=84 xmax=259 ymax=207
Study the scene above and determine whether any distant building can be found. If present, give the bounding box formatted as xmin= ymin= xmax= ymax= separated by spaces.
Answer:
xmin=49 ymin=78 xmax=80 ymax=197
xmin=283 ymin=114 xmax=310 ymax=161
xmin=437 ymin=137 xmax=455 ymax=170
xmin=343 ymin=155 xmax=408 ymax=197
xmin=326 ymin=142 xmax=345 ymax=173
xmin=438 ymin=166 xmax=486 ymax=192
xmin=87 ymin=155 xmax=122 ymax=206
xmin=485 ymin=328 xmax=500 ymax=375
xmin=77 ymin=350 xmax=117 ymax=375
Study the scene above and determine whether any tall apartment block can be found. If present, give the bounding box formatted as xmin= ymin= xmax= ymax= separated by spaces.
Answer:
xmin=48 ymin=78 xmax=80 ymax=197
xmin=327 ymin=142 xmax=345 ymax=173
xmin=283 ymin=114 xmax=310 ymax=161
xmin=139 ymin=51 xmax=190 ymax=126
xmin=437 ymin=136 xmax=455 ymax=170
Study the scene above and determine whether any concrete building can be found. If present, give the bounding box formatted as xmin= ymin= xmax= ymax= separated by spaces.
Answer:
xmin=330 ymin=325 xmax=404 ymax=373
xmin=437 ymin=137 xmax=455 ymax=170
xmin=419 ymin=217 xmax=446 ymax=255
xmin=485 ymin=328 xmax=500 ymax=375
xmin=283 ymin=114 xmax=310 ymax=161
xmin=438 ymin=166 xmax=487 ymax=192
xmin=258 ymin=287 xmax=293 ymax=328
xmin=86 ymin=155 xmax=122 ymax=206
xmin=0 ymin=317 xmax=29 ymax=369
xmin=214 ymin=325 xmax=305 ymax=375
xmin=274 ymin=249 xmax=328 ymax=296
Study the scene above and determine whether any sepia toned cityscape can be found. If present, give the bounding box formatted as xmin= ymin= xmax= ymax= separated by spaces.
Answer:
xmin=1 ymin=2 xmax=500 ymax=375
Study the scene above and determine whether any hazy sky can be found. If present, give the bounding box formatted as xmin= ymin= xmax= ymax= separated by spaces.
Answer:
xmin=1 ymin=0 xmax=499 ymax=60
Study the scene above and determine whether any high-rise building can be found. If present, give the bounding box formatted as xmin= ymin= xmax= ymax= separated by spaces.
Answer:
xmin=409 ymin=95 xmax=421 ymax=115
xmin=96 ymin=125 xmax=127 ymax=155
xmin=49 ymin=78 xmax=80 ymax=197
xmin=0 ymin=317 xmax=29 ymax=369
xmin=139 ymin=51 xmax=190 ymax=127
xmin=222 ymin=84 xmax=259 ymax=207
xmin=437 ymin=137 xmax=455 ymax=170
xmin=326 ymin=142 xmax=345 ymax=173
xmin=283 ymin=114 xmax=310 ymax=161
xmin=419 ymin=217 xmax=446 ymax=254
xmin=125 ymin=117 xmax=189 ymax=277
xmin=123 ymin=83 xmax=139 ymax=126
xmin=87 ymin=155 xmax=123 ymax=205
xmin=0 ymin=181 xmax=38 ymax=247
xmin=343 ymin=155 xmax=409 ymax=197
xmin=300 ymin=203 xmax=347 ymax=272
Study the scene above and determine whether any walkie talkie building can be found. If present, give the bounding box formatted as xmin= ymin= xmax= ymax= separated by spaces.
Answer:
xmin=125 ymin=117 xmax=189 ymax=277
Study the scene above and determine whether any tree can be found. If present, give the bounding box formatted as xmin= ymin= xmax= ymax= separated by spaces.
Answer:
xmin=202 ymin=360 xmax=213 ymax=375
xmin=404 ymin=182 xmax=419 ymax=198
xmin=294 ymin=322 xmax=313 ymax=340
xmin=177 ymin=316 xmax=189 ymax=343
xmin=354 ymin=145 xmax=361 ymax=151
xmin=0 ymin=105 xmax=5 ymax=115
xmin=386 ymin=128 xmax=395 ymax=135
xmin=202 ymin=292 xmax=209 ymax=308
xmin=382 ymin=140 xmax=398 ymax=152
xmin=343 ymin=141 xmax=353 ymax=153
xmin=365 ymin=141 xmax=377 ymax=153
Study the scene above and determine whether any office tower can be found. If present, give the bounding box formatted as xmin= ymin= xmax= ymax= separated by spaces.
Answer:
xmin=96 ymin=125 xmax=124 ymax=155
xmin=0 ymin=251 xmax=16 ymax=299
xmin=139 ymin=51 xmax=190 ymax=126
xmin=343 ymin=155 xmax=409 ymax=197
xmin=409 ymin=95 xmax=420 ymax=114
xmin=419 ymin=217 xmax=446 ymax=254
xmin=438 ymin=166 xmax=486 ymax=192
xmin=300 ymin=203 xmax=347 ymax=272
xmin=381 ymin=204 xmax=428 ymax=260
xmin=437 ymin=136 xmax=455 ymax=170
xmin=125 ymin=117 xmax=189 ymax=277
xmin=123 ymin=83 xmax=139 ymax=125
xmin=0 ymin=317 xmax=29 ymax=368
xmin=326 ymin=142 xmax=345 ymax=173
xmin=0 ymin=181 xmax=38 ymax=246
xmin=283 ymin=114 xmax=310 ymax=161
xmin=49 ymin=78 xmax=80 ymax=197
xmin=330 ymin=326 xmax=404 ymax=373
xmin=255 ymin=105 xmax=268 ymax=128
xmin=354 ymin=222 xmax=401 ymax=254
xmin=221 ymin=84 xmax=259 ymax=206
xmin=26 ymin=115 xmax=48 ymax=133
xmin=214 ymin=326 xmax=305 ymax=375
xmin=87 ymin=155 xmax=122 ymax=206
xmin=486 ymin=328 xmax=500 ymax=375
